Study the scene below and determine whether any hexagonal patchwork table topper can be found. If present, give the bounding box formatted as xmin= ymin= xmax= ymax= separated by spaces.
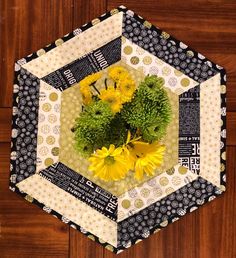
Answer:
xmin=10 ymin=6 xmax=226 ymax=254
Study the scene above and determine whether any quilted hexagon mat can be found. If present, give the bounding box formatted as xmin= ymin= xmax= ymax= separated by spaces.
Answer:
xmin=9 ymin=5 xmax=226 ymax=254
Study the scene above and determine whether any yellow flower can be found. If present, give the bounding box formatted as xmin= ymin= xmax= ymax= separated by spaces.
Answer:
xmin=108 ymin=66 xmax=129 ymax=82
xmin=129 ymin=141 xmax=166 ymax=181
xmin=117 ymin=77 xmax=136 ymax=103
xmin=79 ymin=84 xmax=92 ymax=105
xmin=79 ymin=72 xmax=102 ymax=87
xmin=89 ymin=144 xmax=132 ymax=181
xmin=99 ymin=86 xmax=122 ymax=113
xmin=82 ymin=90 xmax=92 ymax=105
xmin=78 ymin=72 xmax=101 ymax=105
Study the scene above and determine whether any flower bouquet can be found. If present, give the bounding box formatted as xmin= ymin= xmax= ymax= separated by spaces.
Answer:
xmin=72 ymin=66 xmax=172 ymax=182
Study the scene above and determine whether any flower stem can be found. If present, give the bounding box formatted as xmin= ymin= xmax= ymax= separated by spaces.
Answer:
xmin=105 ymin=78 xmax=108 ymax=90
xmin=91 ymin=82 xmax=100 ymax=94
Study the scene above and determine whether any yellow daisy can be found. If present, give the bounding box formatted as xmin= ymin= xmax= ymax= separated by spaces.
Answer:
xmin=108 ymin=66 xmax=129 ymax=82
xmin=89 ymin=144 xmax=132 ymax=181
xmin=128 ymin=141 xmax=166 ymax=181
xmin=117 ymin=76 xmax=136 ymax=103
xmin=99 ymin=86 xmax=122 ymax=113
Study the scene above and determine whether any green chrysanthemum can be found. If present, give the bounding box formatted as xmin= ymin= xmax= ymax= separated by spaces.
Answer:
xmin=105 ymin=113 xmax=128 ymax=147
xmin=73 ymin=74 xmax=172 ymax=157
xmin=73 ymin=101 xmax=114 ymax=156
xmin=121 ymin=75 xmax=172 ymax=142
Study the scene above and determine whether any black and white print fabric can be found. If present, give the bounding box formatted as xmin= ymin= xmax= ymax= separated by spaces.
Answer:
xmin=12 ymin=68 xmax=40 ymax=183
xmin=122 ymin=13 xmax=217 ymax=83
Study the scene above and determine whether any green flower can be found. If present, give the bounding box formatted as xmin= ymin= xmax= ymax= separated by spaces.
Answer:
xmin=121 ymin=75 xmax=171 ymax=142
xmin=73 ymin=101 xmax=114 ymax=156
xmin=141 ymin=121 xmax=167 ymax=142
xmin=74 ymin=139 xmax=94 ymax=157
xmin=105 ymin=113 xmax=128 ymax=147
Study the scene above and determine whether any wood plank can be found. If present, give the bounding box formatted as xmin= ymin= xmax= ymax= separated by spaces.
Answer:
xmin=0 ymin=143 xmax=69 ymax=258
xmin=69 ymin=228 xmax=104 ymax=258
xmin=198 ymin=146 xmax=236 ymax=258
xmin=108 ymin=0 xmax=236 ymax=111
xmin=0 ymin=108 xmax=12 ymax=142
xmin=227 ymin=112 xmax=236 ymax=146
xmin=0 ymin=0 xmax=74 ymax=108
xmin=73 ymin=0 xmax=107 ymax=27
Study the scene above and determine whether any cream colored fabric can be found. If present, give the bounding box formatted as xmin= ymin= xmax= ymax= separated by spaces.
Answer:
xmin=17 ymin=174 xmax=117 ymax=246
xmin=22 ymin=12 xmax=123 ymax=78
xmin=118 ymin=164 xmax=198 ymax=221
xmin=200 ymin=73 xmax=221 ymax=187
xmin=121 ymin=37 xmax=198 ymax=95
xmin=36 ymin=81 xmax=61 ymax=173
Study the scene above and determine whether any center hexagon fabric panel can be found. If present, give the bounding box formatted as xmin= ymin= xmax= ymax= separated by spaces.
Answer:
xmin=9 ymin=6 xmax=226 ymax=254
xmin=58 ymin=61 xmax=180 ymax=196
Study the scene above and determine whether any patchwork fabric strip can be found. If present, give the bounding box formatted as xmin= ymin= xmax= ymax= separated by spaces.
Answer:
xmin=43 ymin=37 xmax=122 ymax=90
xmin=13 ymin=68 xmax=40 ymax=183
xmin=118 ymin=164 xmax=198 ymax=222
xmin=39 ymin=162 xmax=118 ymax=221
xmin=21 ymin=12 xmax=123 ymax=78
xmin=16 ymin=174 xmax=117 ymax=246
xmin=36 ymin=81 xmax=61 ymax=173
xmin=121 ymin=37 xmax=199 ymax=94
xmin=179 ymin=86 xmax=200 ymax=173
xmin=9 ymin=6 xmax=226 ymax=254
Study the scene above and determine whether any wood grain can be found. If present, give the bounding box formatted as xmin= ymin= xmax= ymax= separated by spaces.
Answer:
xmin=0 ymin=0 xmax=236 ymax=257
xmin=104 ymin=212 xmax=200 ymax=258
xmin=227 ymin=112 xmax=236 ymax=146
xmin=0 ymin=143 xmax=69 ymax=258
xmin=73 ymin=0 xmax=107 ymax=26
xmin=0 ymin=0 xmax=74 ymax=108
xmin=69 ymin=228 xmax=104 ymax=258
xmin=0 ymin=108 xmax=11 ymax=142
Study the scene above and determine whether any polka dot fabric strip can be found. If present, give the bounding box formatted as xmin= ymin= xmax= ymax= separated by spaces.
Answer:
xmin=10 ymin=67 xmax=40 ymax=184
xmin=118 ymin=164 xmax=198 ymax=221
xmin=22 ymin=12 xmax=123 ymax=78
xmin=36 ymin=81 xmax=61 ymax=173
xmin=121 ymin=37 xmax=199 ymax=94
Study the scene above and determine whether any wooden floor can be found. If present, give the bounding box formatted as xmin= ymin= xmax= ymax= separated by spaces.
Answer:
xmin=0 ymin=0 xmax=236 ymax=257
